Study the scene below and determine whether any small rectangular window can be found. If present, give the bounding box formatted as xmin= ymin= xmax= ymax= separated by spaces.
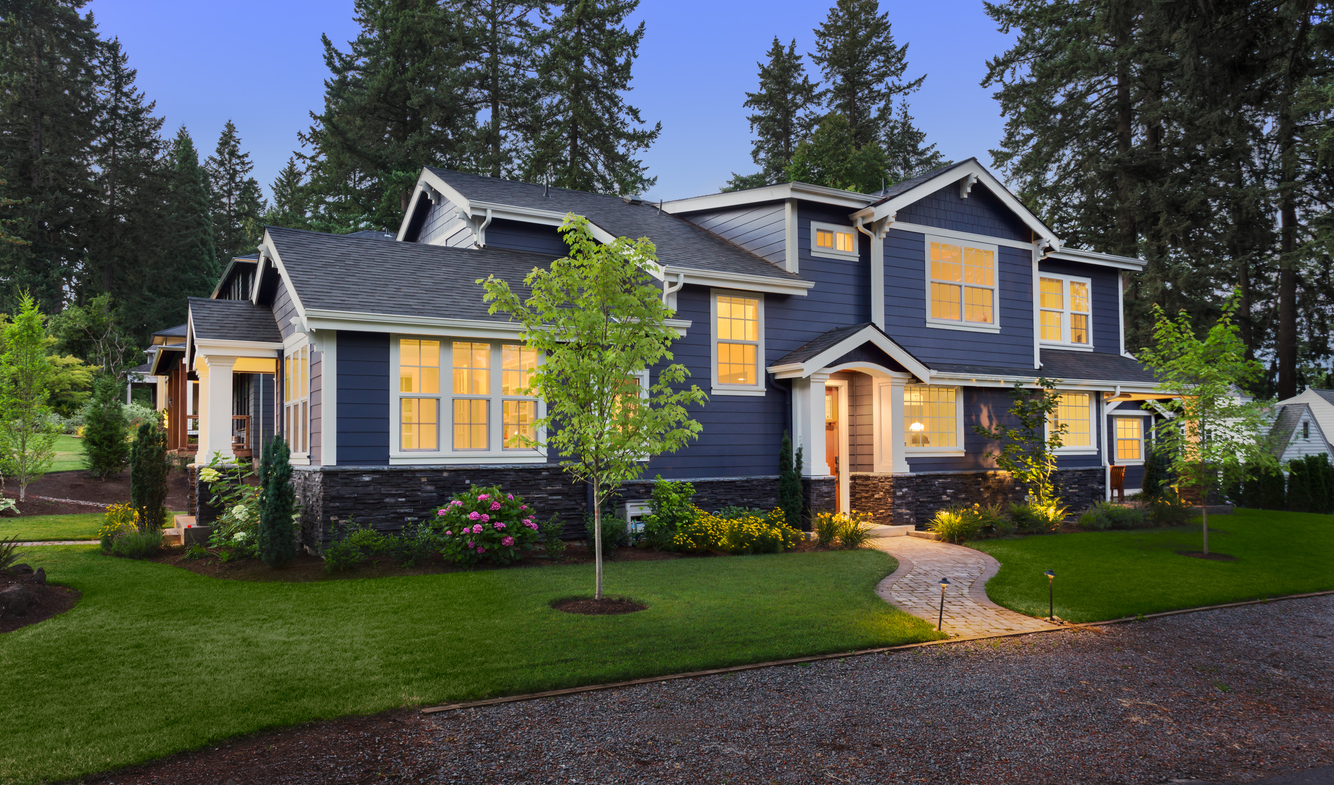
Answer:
xmin=928 ymin=240 xmax=996 ymax=327
xmin=904 ymin=386 xmax=958 ymax=449
xmin=811 ymin=222 xmax=858 ymax=258
xmin=502 ymin=400 xmax=536 ymax=448
xmin=452 ymin=341 xmax=491 ymax=395
xmin=398 ymin=338 xmax=441 ymax=451
xmin=283 ymin=345 xmax=310 ymax=454
xmin=1050 ymin=392 xmax=1092 ymax=448
xmin=1115 ymin=417 xmax=1142 ymax=462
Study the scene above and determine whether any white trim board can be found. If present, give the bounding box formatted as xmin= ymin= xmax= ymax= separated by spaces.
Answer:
xmin=767 ymin=324 xmax=931 ymax=384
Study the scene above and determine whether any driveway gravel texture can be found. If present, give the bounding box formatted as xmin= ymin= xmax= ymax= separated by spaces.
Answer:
xmin=87 ymin=595 xmax=1334 ymax=785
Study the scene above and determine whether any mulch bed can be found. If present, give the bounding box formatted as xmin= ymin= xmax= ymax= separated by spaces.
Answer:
xmin=551 ymin=596 xmax=647 ymax=615
xmin=0 ymin=568 xmax=81 ymax=633
xmin=3 ymin=469 xmax=191 ymax=517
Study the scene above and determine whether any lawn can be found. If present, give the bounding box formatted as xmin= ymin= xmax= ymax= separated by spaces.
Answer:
xmin=50 ymin=434 xmax=86 ymax=473
xmin=0 ymin=512 xmax=102 ymax=542
xmin=0 ymin=546 xmax=939 ymax=784
xmin=973 ymin=508 xmax=1334 ymax=623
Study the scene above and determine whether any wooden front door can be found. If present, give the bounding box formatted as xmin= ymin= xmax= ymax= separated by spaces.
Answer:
xmin=825 ymin=387 xmax=841 ymax=512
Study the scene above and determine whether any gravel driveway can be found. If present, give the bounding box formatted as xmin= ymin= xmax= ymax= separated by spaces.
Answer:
xmin=89 ymin=595 xmax=1334 ymax=785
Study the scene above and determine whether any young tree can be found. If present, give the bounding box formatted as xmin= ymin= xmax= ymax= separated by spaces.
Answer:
xmin=727 ymin=37 xmax=820 ymax=189
xmin=0 ymin=293 xmax=58 ymax=501
xmin=973 ymin=377 xmax=1067 ymax=521
xmin=46 ymin=293 xmax=140 ymax=379
xmin=206 ymin=120 xmax=265 ymax=263
xmin=1139 ymin=294 xmax=1277 ymax=554
xmin=257 ymin=435 xmax=296 ymax=567
xmin=480 ymin=215 xmax=706 ymax=599
xmin=526 ymin=0 xmax=661 ymax=195
xmin=129 ymin=420 xmax=168 ymax=532
xmin=82 ymin=375 xmax=129 ymax=479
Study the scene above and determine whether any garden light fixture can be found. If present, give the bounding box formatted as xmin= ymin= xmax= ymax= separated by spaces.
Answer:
xmin=1045 ymin=569 xmax=1055 ymax=621
xmin=938 ymin=577 xmax=950 ymax=630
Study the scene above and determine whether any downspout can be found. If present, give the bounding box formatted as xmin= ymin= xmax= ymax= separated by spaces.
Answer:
xmin=474 ymin=208 xmax=493 ymax=248
xmin=855 ymin=214 xmax=892 ymax=330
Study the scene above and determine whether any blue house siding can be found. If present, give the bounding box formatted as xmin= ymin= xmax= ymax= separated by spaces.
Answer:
xmin=1038 ymin=259 xmax=1121 ymax=353
xmin=486 ymin=218 xmax=567 ymax=257
xmin=883 ymin=230 xmax=1034 ymax=369
xmin=766 ymin=203 xmax=870 ymax=356
xmin=417 ymin=198 xmax=474 ymax=247
xmin=681 ymin=203 xmax=787 ymax=269
xmin=335 ymin=331 xmax=391 ymax=465
xmin=274 ymin=280 xmax=299 ymax=341
xmin=896 ymin=184 xmax=1032 ymax=243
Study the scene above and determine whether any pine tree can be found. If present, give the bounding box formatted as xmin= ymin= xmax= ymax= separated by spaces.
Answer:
xmin=730 ymin=38 xmax=819 ymax=187
xmin=258 ymin=435 xmax=296 ymax=567
xmin=300 ymin=0 xmax=478 ymax=231
xmin=262 ymin=157 xmax=311 ymax=229
xmin=778 ymin=430 xmax=804 ymax=529
xmin=129 ymin=420 xmax=168 ymax=532
xmin=160 ymin=127 xmax=217 ymax=326
xmin=526 ymin=0 xmax=661 ymax=195
xmin=0 ymin=0 xmax=101 ymax=313
xmin=207 ymin=120 xmax=265 ymax=263
xmin=82 ymin=374 xmax=129 ymax=479
xmin=468 ymin=0 xmax=545 ymax=179
xmin=1286 ymin=459 xmax=1313 ymax=512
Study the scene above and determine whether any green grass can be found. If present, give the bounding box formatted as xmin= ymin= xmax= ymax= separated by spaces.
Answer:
xmin=0 ymin=546 xmax=939 ymax=784
xmin=0 ymin=512 xmax=103 ymax=542
xmin=49 ymin=434 xmax=86 ymax=473
xmin=972 ymin=508 xmax=1334 ymax=623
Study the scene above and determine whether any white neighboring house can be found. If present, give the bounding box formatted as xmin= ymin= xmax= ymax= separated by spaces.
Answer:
xmin=1269 ymin=389 xmax=1334 ymax=463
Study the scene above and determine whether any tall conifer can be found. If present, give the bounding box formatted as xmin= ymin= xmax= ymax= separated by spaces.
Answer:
xmin=161 ymin=127 xmax=216 ymax=325
xmin=207 ymin=120 xmax=265 ymax=263
xmin=263 ymin=157 xmax=312 ymax=229
xmin=468 ymin=0 xmax=545 ymax=179
xmin=727 ymin=38 xmax=819 ymax=189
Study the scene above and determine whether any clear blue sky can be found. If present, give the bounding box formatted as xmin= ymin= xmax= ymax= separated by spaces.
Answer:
xmin=87 ymin=0 xmax=1017 ymax=206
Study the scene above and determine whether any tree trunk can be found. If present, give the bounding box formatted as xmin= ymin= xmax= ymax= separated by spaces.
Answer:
xmin=1201 ymin=493 xmax=1209 ymax=555
xmin=593 ymin=477 xmax=603 ymax=600
xmin=1275 ymin=0 xmax=1315 ymax=400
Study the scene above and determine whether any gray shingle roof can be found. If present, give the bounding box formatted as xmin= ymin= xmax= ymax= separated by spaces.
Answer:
xmin=154 ymin=323 xmax=188 ymax=338
xmin=928 ymin=350 xmax=1155 ymax=384
xmin=1310 ymin=389 xmax=1334 ymax=406
xmin=868 ymin=159 xmax=974 ymax=205
xmin=773 ymin=323 xmax=880 ymax=366
xmin=1270 ymin=404 xmax=1308 ymax=455
xmin=266 ymin=226 xmax=550 ymax=321
xmin=426 ymin=168 xmax=803 ymax=282
xmin=189 ymin=298 xmax=283 ymax=344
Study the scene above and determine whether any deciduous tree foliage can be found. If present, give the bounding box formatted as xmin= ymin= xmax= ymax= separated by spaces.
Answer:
xmin=0 ymin=293 xmax=58 ymax=501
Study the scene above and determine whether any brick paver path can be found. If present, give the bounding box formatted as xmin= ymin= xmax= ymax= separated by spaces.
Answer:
xmin=872 ymin=535 xmax=1056 ymax=637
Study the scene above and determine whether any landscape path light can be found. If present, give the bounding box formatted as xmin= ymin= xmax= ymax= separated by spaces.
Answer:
xmin=938 ymin=577 xmax=950 ymax=630
xmin=1045 ymin=569 xmax=1055 ymax=622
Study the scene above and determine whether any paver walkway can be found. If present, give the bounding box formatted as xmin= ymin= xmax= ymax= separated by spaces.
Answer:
xmin=872 ymin=534 xmax=1055 ymax=637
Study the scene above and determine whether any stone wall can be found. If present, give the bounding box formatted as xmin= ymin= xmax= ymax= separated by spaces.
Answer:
xmin=189 ymin=464 xmax=229 ymax=526
xmin=618 ymin=476 xmax=780 ymax=514
xmin=849 ymin=467 xmax=1106 ymax=528
xmin=801 ymin=477 xmax=837 ymax=530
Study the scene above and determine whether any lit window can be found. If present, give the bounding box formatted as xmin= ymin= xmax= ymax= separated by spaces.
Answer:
xmin=812 ymin=222 xmax=858 ymax=258
xmin=929 ymin=240 xmax=995 ymax=326
xmin=283 ymin=345 xmax=310 ymax=454
xmin=904 ymin=386 xmax=958 ymax=449
xmin=714 ymin=293 xmax=762 ymax=390
xmin=501 ymin=344 xmax=538 ymax=449
xmin=1050 ymin=392 xmax=1092 ymax=448
xmin=452 ymin=342 xmax=490 ymax=450
xmin=1115 ymin=417 xmax=1142 ymax=462
xmin=399 ymin=339 xmax=440 ymax=451
xmin=1039 ymin=275 xmax=1092 ymax=345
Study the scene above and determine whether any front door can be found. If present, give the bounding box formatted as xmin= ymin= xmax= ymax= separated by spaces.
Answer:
xmin=825 ymin=387 xmax=841 ymax=512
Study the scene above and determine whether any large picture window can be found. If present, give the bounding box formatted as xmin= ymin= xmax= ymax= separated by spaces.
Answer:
xmin=928 ymin=239 xmax=997 ymax=330
xmin=1114 ymin=416 xmax=1143 ymax=462
xmin=399 ymin=338 xmax=439 ymax=451
xmin=712 ymin=291 xmax=764 ymax=395
xmin=1039 ymin=274 xmax=1092 ymax=346
xmin=1049 ymin=392 xmax=1093 ymax=449
xmin=904 ymin=385 xmax=960 ymax=450
xmin=283 ymin=345 xmax=309 ymax=454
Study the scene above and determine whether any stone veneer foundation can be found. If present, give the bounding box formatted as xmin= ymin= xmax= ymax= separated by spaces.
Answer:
xmin=850 ymin=468 xmax=1106 ymax=528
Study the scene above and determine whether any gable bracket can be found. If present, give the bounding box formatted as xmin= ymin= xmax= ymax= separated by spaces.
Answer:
xmin=959 ymin=174 xmax=979 ymax=199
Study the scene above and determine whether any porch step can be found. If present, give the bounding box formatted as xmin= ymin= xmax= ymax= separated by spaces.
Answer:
xmin=906 ymin=530 xmax=940 ymax=541
xmin=868 ymin=524 xmax=915 ymax=538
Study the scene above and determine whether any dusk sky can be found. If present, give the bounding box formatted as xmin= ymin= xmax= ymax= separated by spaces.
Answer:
xmin=87 ymin=0 xmax=1019 ymax=207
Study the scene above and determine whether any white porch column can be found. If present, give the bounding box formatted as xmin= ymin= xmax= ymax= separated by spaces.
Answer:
xmin=793 ymin=373 xmax=831 ymax=478
xmin=198 ymin=355 xmax=236 ymax=462
xmin=889 ymin=375 xmax=910 ymax=473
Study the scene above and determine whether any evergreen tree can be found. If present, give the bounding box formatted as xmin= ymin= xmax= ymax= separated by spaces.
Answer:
xmin=206 ymin=120 xmax=265 ymax=263
xmin=728 ymin=37 xmax=819 ymax=188
xmin=1286 ymin=459 xmax=1313 ymax=512
xmin=129 ymin=420 xmax=168 ymax=531
xmin=1141 ymin=440 xmax=1169 ymax=498
xmin=778 ymin=430 xmax=803 ymax=529
xmin=258 ymin=435 xmax=296 ymax=567
xmin=783 ymin=113 xmax=892 ymax=193
xmin=160 ymin=127 xmax=217 ymax=326
xmin=1305 ymin=454 xmax=1331 ymax=514
xmin=82 ymin=374 xmax=129 ymax=479
xmin=300 ymin=0 xmax=478 ymax=231
xmin=0 ymin=0 xmax=101 ymax=313
xmin=468 ymin=0 xmax=546 ymax=179
xmin=262 ymin=156 xmax=312 ymax=229
xmin=526 ymin=0 xmax=661 ymax=195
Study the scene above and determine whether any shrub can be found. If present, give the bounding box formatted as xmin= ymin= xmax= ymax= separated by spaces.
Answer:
xmin=670 ymin=507 xmax=800 ymax=555
xmin=1303 ymin=454 xmax=1331 ymax=514
xmin=1142 ymin=443 xmax=1170 ymax=498
xmin=1148 ymin=490 xmax=1196 ymax=526
xmin=183 ymin=542 xmax=208 ymax=560
xmin=777 ymin=431 xmax=804 ymax=529
xmin=811 ymin=511 xmax=840 ymax=547
xmin=1287 ymin=459 xmax=1314 ymax=512
xmin=1244 ymin=462 xmax=1286 ymax=510
xmin=1 ymin=535 xmax=21 ymax=571
xmin=123 ymin=401 xmax=160 ymax=432
xmin=392 ymin=520 xmax=442 ymax=568
xmin=322 ymin=520 xmax=372 ymax=573
xmin=835 ymin=511 xmax=875 ymax=549
xmin=1008 ymin=501 xmax=1066 ymax=533
xmin=929 ymin=507 xmax=981 ymax=544
xmin=714 ymin=505 xmax=767 ymax=520
xmin=435 ymin=485 xmax=540 ymax=566
xmin=540 ymin=515 xmax=566 ymax=559
xmin=98 ymin=502 xmax=141 ymax=550
xmin=110 ymin=529 xmax=162 ymax=559
xmin=129 ymin=421 xmax=169 ymax=532
xmin=584 ymin=508 xmax=629 ymax=552
xmin=257 ymin=437 xmax=297 ymax=567
xmin=1078 ymin=501 xmax=1149 ymax=531
xmin=641 ymin=476 xmax=696 ymax=550
xmin=82 ymin=376 xmax=129 ymax=479
xmin=969 ymin=502 xmax=1010 ymax=537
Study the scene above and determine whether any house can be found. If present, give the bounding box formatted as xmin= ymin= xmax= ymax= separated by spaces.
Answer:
xmin=1268 ymin=389 xmax=1334 ymax=464
xmin=154 ymin=158 xmax=1170 ymax=546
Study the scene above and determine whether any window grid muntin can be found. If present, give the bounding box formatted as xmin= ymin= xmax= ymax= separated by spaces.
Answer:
xmin=1039 ymin=275 xmax=1092 ymax=346
xmin=929 ymin=240 xmax=995 ymax=325
xmin=283 ymin=345 xmax=310 ymax=455
xmin=715 ymin=294 xmax=760 ymax=388
xmin=501 ymin=343 xmax=538 ymax=449
xmin=904 ymin=385 xmax=958 ymax=449
xmin=1051 ymin=392 xmax=1092 ymax=448
xmin=1114 ymin=417 xmax=1142 ymax=462
xmin=397 ymin=338 xmax=442 ymax=451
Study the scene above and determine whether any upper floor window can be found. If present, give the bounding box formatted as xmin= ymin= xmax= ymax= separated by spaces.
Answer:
xmin=1049 ymin=391 xmax=1094 ymax=450
xmin=811 ymin=221 xmax=858 ymax=259
xmin=1039 ymin=274 xmax=1092 ymax=347
xmin=927 ymin=238 xmax=998 ymax=332
xmin=284 ymin=344 xmax=309 ymax=455
xmin=712 ymin=291 xmax=764 ymax=396
xmin=904 ymin=385 xmax=961 ymax=452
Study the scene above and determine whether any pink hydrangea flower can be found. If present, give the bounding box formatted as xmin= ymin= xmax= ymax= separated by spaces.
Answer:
xmin=477 ymin=546 xmax=486 ymax=553
xmin=467 ymin=540 xmax=475 ymax=548
xmin=522 ymin=517 xmax=534 ymax=526
xmin=480 ymin=514 xmax=490 ymax=523
xmin=478 ymin=494 xmax=490 ymax=500
xmin=507 ymin=494 xmax=514 ymax=500
xmin=450 ymin=500 xmax=464 ymax=507
xmin=493 ymin=522 xmax=506 ymax=530
xmin=472 ymin=523 xmax=483 ymax=534
xmin=520 ymin=505 xmax=528 ymax=511
xmin=437 ymin=509 xmax=446 ymax=516
xmin=445 ymin=530 xmax=453 ymax=536
xmin=468 ymin=511 xmax=481 ymax=521
xmin=490 ymin=501 xmax=502 ymax=511
xmin=525 ymin=522 xmax=538 ymax=530
xmin=501 ymin=536 xmax=514 ymax=546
